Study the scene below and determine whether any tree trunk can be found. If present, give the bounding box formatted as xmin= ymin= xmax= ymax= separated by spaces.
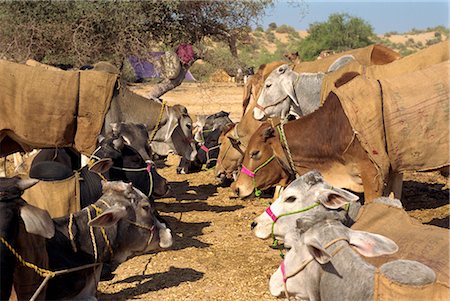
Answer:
xmin=228 ymin=34 xmax=238 ymax=58
xmin=144 ymin=61 xmax=195 ymax=99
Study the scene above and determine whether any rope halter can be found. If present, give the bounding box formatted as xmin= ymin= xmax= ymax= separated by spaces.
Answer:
xmin=266 ymin=202 xmax=321 ymax=252
xmin=279 ymin=236 xmax=348 ymax=300
xmin=240 ymin=155 xmax=275 ymax=197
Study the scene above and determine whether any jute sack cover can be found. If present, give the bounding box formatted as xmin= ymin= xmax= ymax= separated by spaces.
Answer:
xmin=25 ymin=59 xmax=63 ymax=71
xmin=333 ymin=61 xmax=449 ymax=183
xmin=373 ymin=270 xmax=450 ymax=301
xmin=22 ymin=172 xmax=81 ymax=218
xmin=351 ymin=202 xmax=449 ymax=293
xmin=320 ymin=41 xmax=450 ymax=104
xmin=0 ymin=60 xmax=117 ymax=156
xmin=293 ymin=44 xmax=400 ymax=73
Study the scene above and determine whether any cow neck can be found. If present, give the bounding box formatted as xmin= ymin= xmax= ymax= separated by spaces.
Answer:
xmin=117 ymin=88 xmax=169 ymax=134
xmin=51 ymin=204 xmax=119 ymax=264
xmin=277 ymin=95 xmax=354 ymax=170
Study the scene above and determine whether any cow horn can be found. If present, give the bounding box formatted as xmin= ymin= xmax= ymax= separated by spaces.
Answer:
xmin=16 ymin=178 xmax=39 ymax=191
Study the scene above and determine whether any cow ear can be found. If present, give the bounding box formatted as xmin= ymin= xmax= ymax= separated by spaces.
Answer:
xmin=348 ymin=229 xmax=398 ymax=257
xmin=303 ymin=234 xmax=332 ymax=264
xmin=110 ymin=123 xmax=120 ymax=135
xmin=317 ymin=186 xmax=359 ymax=209
xmin=262 ymin=127 xmax=275 ymax=141
xmin=88 ymin=205 xmax=127 ymax=227
xmin=20 ymin=204 xmax=55 ymax=239
xmin=164 ymin=108 xmax=179 ymax=141
xmin=89 ymin=158 xmax=113 ymax=174
xmin=16 ymin=178 xmax=39 ymax=191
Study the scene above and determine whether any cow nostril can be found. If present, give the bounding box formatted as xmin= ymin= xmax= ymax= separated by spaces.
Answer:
xmin=234 ymin=187 xmax=240 ymax=196
xmin=251 ymin=221 xmax=257 ymax=230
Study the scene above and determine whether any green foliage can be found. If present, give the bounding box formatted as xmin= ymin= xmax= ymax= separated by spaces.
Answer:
xmin=275 ymin=24 xmax=297 ymax=34
xmin=298 ymin=13 xmax=375 ymax=61
xmin=0 ymin=0 xmax=273 ymax=65
xmin=268 ymin=22 xmax=277 ymax=30
xmin=189 ymin=61 xmax=216 ymax=81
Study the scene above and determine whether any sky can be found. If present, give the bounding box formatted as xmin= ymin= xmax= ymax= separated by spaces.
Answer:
xmin=261 ymin=1 xmax=449 ymax=34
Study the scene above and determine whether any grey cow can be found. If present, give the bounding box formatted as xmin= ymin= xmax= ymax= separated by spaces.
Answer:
xmin=269 ymin=214 xmax=436 ymax=300
xmin=253 ymin=55 xmax=355 ymax=121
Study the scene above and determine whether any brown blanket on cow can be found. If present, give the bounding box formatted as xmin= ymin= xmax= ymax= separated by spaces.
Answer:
xmin=22 ymin=172 xmax=81 ymax=218
xmin=351 ymin=202 xmax=449 ymax=297
xmin=333 ymin=60 xmax=449 ymax=183
xmin=0 ymin=60 xmax=117 ymax=156
xmin=320 ymin=41 xmax=450 ymax=104
xmin=293 ymin=44 xmax=400 ymax=73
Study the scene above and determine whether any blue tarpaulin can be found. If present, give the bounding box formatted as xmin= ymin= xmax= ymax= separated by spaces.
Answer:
xmin=128 ymin=52 xmax=196 ymax=81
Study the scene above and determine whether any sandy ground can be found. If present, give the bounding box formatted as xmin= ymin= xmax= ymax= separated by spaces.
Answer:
xmin=94 ymin=82 xmax=449 ymax=300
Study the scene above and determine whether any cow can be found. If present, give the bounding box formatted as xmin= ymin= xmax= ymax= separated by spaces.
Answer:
xmin=28 ymin=135 xmax=169 ymax=209
xmin=252 ymin=55 xmax=355 ymax=121
xmin=269 ymin=214 xmax=437 ymax=300
xmin=178 ymin=111 xmax=233 ymax=174
xmin=233 ymin=60 xmax=449 ymax=201
xmin=251 ymin=170 xmax=400 ymax=242
xmin=214 ymin=63 xmax=285 ymax=185
xmin=0 ymin=177 xmax=54 ymax=301
xmin=11 ymin=179 xmax=172 ymax=300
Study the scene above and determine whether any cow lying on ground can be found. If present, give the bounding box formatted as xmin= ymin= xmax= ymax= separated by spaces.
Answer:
xmin=254 ymin=170 xmax=450 ymax=297
xmin=269 ymin=212 xmax=437 ymax=300
xmin=7 ymin=178 xmax=172 ymax=300
xmin=0 ymin=177 xmax=54 ymax=301
xmin=177 ymin=111 xmax=233 ymax=174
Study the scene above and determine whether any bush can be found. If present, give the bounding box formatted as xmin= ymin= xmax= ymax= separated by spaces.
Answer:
xmin=275 ymin=24 xmax=296 ymax=34
xmin=189 ymin=61 xmax=215 ymax=81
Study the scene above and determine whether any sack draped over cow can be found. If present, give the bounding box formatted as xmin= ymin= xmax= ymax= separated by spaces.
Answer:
xmin=0 ymin=60 xmax=117 ymax=156
xmin=22 ymin=172 xmax=81 ymax=218
xmin=333 ymin=61 xmax=449 ymax=184
xmin=293 ymin=44 xmax=400 ymax=73
xmin=351 ymin=202 xmax=449 ymax=295
xmin=320 ymin=41 xmax=450 ymax=104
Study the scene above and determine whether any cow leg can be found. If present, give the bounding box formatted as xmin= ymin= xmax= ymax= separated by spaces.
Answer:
xmin=273 ymin=185 xmax=284 ymax=200
xmin=81 ymin=154 xmax=90 ymax=167
xmin=0 ymin=157 xmax=6 ymax=177
xmin=384 ymin=171 xmax=403 ymax=200
xmin=359 ymin=159 xmax=385 ymax=203
xmin=13 ymin=153 xmax=24 ymax=174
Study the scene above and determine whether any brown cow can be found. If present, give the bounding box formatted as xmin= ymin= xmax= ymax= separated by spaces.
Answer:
xmin=233 ymin=93 xmax=390 ymax=201
xmin=215 ymin=61 xmax=284 ymax=185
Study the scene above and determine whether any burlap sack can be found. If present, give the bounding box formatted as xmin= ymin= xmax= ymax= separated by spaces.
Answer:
xmin=373 ymin=270 xmax=449 ymax=301
xmin=334 ymin=61 xmax=449 ymax=183
xmin=293 ymin=44 xmax=400 ymax=73
xmin=320 ymin=41 xmax=450 ymax=104
xmin=351 ymin=202 xmax=449 ymax=290
xmin=0 ymin=60 xmax=117 ymax=156
xmin=22 ymin=172 xmax=81 ymax=218
xmin=25 ymin=59 xmax=63 ymax=71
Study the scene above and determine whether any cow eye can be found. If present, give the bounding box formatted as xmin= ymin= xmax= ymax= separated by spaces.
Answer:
xmin=285 ymin=196 xmax=296 ymax=203
xmin=186 ymin=123 xmax=192 ymax=130
xmin=141 ymin=204 xmax=150 ymax=211
xmin=265 ymin=83 xmax=272 ymax=88
xmin=250 ymin=150 xmax=260 ymax=159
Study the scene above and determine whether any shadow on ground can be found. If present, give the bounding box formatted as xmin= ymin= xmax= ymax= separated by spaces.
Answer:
xmin=98 ymin=267 xmax=204 ymax=300
xmin=402 ymin=181 xmax=449 ymax=211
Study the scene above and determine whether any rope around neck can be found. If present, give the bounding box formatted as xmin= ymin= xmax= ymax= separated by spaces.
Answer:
xmin=148 ymin=100 xmax=167 ymax=144
xmin=276 ymin=124 xmax=298 ymax=178
xmin=241 ymin=155 xmax=275 ymax=197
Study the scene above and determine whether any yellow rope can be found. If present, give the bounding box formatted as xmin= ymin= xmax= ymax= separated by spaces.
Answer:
xmin=148 ymin=100 xmax=167 ymax=144
xmin=90 ymin=204 xmax=113 ymax=257
xmin=68 ymin=213 xmax=77 ymax=252
xmin=86 ymin=208 xmax=98 ymax=261
xmin=0 ymin=236 xmax=56 ymax=278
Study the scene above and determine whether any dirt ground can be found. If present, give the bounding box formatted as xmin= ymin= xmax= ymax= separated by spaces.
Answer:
xmin=95 ymin=82 xmax=449 ymax=300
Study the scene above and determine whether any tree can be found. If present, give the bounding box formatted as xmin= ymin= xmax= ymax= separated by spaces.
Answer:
xmin=299 ymin=13 xmax=375 ymax=61
xmin=0 ymin=0 xmax=273 ymax=97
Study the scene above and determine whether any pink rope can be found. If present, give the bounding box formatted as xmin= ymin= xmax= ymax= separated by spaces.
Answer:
xmin=265 ymin=207 xmax=278 ymax=222
xmin=200 ymin=145 xmax=209 ymax=152
xmin=240 ymin=165 xmax=255 ymax=177
xmin=281 ymin=260 xmax=287 ymax=283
